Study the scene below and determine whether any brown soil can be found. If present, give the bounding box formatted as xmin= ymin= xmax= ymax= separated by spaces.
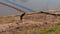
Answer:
xmin=0 ymin=10 xmax=60 ymax=34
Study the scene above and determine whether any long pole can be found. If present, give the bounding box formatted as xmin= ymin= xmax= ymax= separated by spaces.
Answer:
xmin=0 ymin=2 xmax=25 ymax=13
xmin=0 ymin=2 xmax=25 ymax=23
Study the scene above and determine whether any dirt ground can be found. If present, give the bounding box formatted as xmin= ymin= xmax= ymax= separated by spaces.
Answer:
xmin=0 ymin=10 xmax=60 ymax=34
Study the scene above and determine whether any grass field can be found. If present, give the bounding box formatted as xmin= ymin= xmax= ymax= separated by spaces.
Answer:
xmin=15 ymin=23 xmax=60 ymax=34
xmin=0 ymin=10 xmax=60 ymax=34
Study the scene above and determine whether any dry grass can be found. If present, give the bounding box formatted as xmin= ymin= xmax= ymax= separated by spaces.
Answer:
xmin=0 ymin=10 xmax=60 ymax=34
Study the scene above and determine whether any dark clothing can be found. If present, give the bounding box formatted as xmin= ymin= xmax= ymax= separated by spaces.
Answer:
xmin=20 ymin=12 xmax=25 ymax=21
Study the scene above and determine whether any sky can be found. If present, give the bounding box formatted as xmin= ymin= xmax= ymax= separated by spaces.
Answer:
xmin=0 ymin=0 xmax=60 ymax=16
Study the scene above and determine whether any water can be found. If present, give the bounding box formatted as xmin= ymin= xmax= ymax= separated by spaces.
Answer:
xmin=0 ymin=0 xmax=60 ymax=16
xmin=0 ymin=4 xmax=20 ymax=16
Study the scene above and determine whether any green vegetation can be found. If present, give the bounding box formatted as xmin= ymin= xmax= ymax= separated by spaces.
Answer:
xmin=14 ymin=23 xmax=60 ymax=34
xmin=0 ymin=14 xmax=60 ymax=34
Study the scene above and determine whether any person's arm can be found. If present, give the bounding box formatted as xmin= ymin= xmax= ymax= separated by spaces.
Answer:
xmin=20 ymin=12 xmax=26 ymax=23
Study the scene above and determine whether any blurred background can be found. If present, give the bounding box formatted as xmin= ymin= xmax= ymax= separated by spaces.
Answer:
xmin=0 ymin=0 xmax=60 ymax=16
